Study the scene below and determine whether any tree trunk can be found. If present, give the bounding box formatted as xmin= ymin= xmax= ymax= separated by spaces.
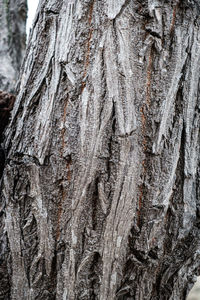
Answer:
xmin=1 ymin=0 xmax=200 ymax=299
xmin=0 ymin=0 xmax=27 ymax=92
xmin=0 ymin=1 xmax=27 ymax=298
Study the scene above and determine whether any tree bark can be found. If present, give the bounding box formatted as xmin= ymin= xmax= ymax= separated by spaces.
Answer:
xmin=1 ymin=0 xmax=200 ymax=299
xmin=0 ymin=0 xmax=27 ymax=92
xmin=0 ymin=1 xmax=27 ymax=299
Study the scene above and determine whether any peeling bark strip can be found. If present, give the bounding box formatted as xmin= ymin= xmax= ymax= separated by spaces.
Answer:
xmin=81 ymin=1 xmax=94 ymax=92
xmin=1 ymin=0 xmax=200 ymax=299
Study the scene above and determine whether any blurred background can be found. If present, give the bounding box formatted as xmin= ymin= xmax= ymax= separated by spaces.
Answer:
xmin=187 ymin=277 xmax=200 ymax=300
xmin=26 ymin=0 xmax=39 ymax=36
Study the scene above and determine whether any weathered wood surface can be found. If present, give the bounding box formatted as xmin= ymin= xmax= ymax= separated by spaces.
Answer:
xmin=1 ymin=0 xmax=200 ymax=299
xmin=0 ymin=0 xmax=27 ymax=92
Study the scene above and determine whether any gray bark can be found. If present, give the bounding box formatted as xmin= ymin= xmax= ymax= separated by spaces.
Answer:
xmin=0 ymin=0 xmax=27 ymax=298
xmin=0 ymin=0 xmax=27 ymax=92
xmin=1 ymin=0 xmax=200 ymax=299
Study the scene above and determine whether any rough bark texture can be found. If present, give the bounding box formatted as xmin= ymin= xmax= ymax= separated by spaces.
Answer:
xmin=0 ymin=1 xmax=27 ymax=298
xmin=1 ymin=0 xmax=200 ymax=299
xmin=0 ymin=0 xmax=27 ymax=92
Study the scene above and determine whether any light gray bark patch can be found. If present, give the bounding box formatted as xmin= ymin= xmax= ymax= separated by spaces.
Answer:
xmin=152 ymin=26 xmax=190 ymax=154
xmin=105 ymin=0 xmax=127 ymax=19
xmin=104 ymin=25 xmax=136 ymax=137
